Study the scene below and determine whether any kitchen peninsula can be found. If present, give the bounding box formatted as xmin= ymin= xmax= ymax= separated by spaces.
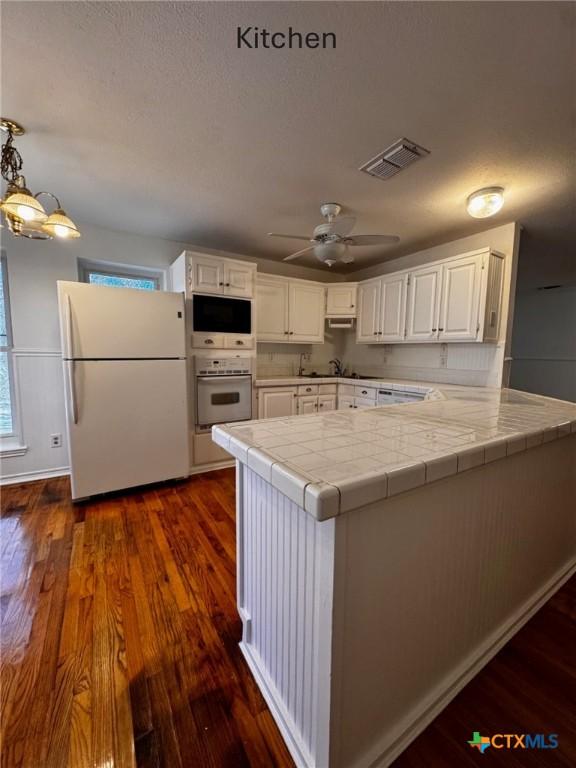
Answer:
xmin=213 ymin=387 xmax=576 ymax=768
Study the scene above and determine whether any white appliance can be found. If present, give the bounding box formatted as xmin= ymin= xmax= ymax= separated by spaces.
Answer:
xmin=57 ymin=281 xmax=189 ymax=500
xmin=195 ymin=356 xmax=253 ymax=427
xmin=377 ymin=387 xmax=427 ymax=405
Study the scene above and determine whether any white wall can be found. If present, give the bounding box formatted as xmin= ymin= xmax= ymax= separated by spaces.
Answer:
xmin=510 ymin=287 xmax=576 ymax=402
xmin=0 ymin=223 xmax=341 ymax=483
xmin=338 ymin=223 xmax=521 ymax=387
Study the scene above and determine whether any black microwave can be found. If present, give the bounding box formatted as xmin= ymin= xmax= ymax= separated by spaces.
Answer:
xmin=192 ymin=294 xmax=252 ymax=334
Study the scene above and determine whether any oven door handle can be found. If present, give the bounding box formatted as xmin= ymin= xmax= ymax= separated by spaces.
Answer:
xmin=196 ymin=376 xmax=252 ymax=383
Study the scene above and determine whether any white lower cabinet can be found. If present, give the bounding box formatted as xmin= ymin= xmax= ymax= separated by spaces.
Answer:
xmin=317 ymin=394 xmax=336 ymax=412
xmin=257 ymin=387 xmax=297 ymax=419
xmin=338 ymin=395 xmax=355 ymax=410
xmin=297 ymin=394 xmax=318 ymax=415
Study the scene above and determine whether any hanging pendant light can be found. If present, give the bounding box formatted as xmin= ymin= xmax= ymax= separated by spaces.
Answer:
xmin=0 ymin=118 xmax=81 ymax=240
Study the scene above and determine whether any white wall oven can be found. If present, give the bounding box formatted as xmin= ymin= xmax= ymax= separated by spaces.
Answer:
xmin=195 ymin=356 xmax=253 ymax=427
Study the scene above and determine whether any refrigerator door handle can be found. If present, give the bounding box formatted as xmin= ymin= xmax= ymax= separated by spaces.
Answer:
xmin=66 ymin=360 xmax=79 ymax=425
xmin=64 ymin=293 xmax=74 ymax=359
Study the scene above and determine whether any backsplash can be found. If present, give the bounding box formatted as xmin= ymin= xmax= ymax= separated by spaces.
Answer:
xmin=256 ymin=333 xmax=342 ymax=378
xmin=257 ymin=331 xmax=505 ymax=387
xmin=340 ymin=334 xmax=506 ymax=387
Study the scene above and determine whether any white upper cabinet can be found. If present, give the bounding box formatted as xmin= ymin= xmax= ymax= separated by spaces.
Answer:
xmin=404 ymin=265 xmax=442 ymax=342
xmin=380 ymin=273 xmax=408 ymax=342
xmin=224 ymin=262 xmax=254 ymax=298
xmin=289 ymin=282 xmax=325 ymax=342
xmin=191 ymin=255 xmax=223 ymax=295
xmin=257 ymin=275 xmax=325 ymax=343
xmin=256 ymin=277 xmax=289 ymax=342
xmin=357 ymin=280 xmax=381 ymax=342
xmin=326 ymin=283 xmax=358 ymax=317
xmin=437 ymin=253 xmax=482 ymax=341
xmin=186 ymin=252 xmax=255 ymax=298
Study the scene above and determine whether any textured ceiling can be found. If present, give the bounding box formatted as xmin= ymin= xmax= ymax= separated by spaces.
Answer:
xmin=1 ymin=1 xmax=575 ymax=277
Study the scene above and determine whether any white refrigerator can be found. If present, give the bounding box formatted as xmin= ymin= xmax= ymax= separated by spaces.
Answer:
xmin=57 ymin=281 xmax=189 ymax=500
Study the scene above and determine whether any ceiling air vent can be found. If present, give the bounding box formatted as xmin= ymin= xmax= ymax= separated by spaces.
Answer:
xmin=359 ymin=138 xmax=430 ymax=181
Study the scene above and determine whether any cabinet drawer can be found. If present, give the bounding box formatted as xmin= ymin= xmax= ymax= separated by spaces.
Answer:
xmin=224 ymin=335 xmax=254 ymax=350
xmin=318 ymin=383 xmax=337 ymax=394
xmin=354 ymin=385 xmax=377 ymax=400
xmin=298 ymin=384 xmax=319 ymax=395
xmin=338 ymin=384 xmax=355 ymax=396
xmin=192 ymin=333 xmax=225 ymax=349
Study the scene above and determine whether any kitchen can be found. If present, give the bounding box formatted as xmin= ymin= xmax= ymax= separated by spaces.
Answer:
xmin=1 ymin=2 xmax=575 ymax=768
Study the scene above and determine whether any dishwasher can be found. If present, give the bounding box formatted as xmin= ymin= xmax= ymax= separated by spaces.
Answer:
xmin=377 ymin=388 xmax=427 ymax=405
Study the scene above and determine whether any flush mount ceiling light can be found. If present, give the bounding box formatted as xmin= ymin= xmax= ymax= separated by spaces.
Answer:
xmin=0 ymin=118 xmax=80 ymax=240
xmin=466 ymin=186 xmax=505 ymax=219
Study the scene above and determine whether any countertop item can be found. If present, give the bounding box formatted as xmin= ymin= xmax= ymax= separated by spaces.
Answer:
xmin=212 ymin=386 xmax=576 ymax=520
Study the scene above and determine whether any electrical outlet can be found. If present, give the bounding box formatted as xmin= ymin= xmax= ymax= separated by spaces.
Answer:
xmin=50 ymin=433 xmax=62 ymax=448
xmin=439 ymin=344 xmax=448 ymax=369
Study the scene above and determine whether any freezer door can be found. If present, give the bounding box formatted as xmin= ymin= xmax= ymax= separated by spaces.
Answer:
xmin=58 ymin=281 xmax=185 ymax=359
xmin=64 ymin=359 xmax=189 ymax=499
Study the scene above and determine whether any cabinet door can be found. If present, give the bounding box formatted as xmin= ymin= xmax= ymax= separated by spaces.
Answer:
xmin=258 ymin=388 xmax=297 ymax=419
xmin=326 ymin=284 xmax=357 ymax=317
xmin=338 ymin=395 xmax=355 ymax=410
xmin=356 ymin=280 xmax=381 ymax=343
xmin=317 ymin=394 xmax=336 ymax=412
xmin=289 ymin=283 xmax=325 ymax=343
xmin=380 ymin=273 xmax=408 ymax=342
xmin=297 ymin=395 xmax=318 ymax=415
xmin=190 ymin=256 xmax=224 ymax=294
xmin=437 ymin=255 xmax=482 ymax=341
xmin=224 ymin=262 xmax=254 ymax=298
xmin=405 ymin=265 xmax=442 ymax=342
xmin=256 ymin=278 xmax=289 ymax=342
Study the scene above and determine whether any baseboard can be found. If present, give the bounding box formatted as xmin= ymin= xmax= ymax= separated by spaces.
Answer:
xmin=365 ymin=557 xmax=576 ymax=768
xmin=188 ymin=460 xmax=234 ymax=475
xmin=239 ymin=642 xmax=311 ymax=768
xmin=0 ymin=466 xmax=70 ymax=485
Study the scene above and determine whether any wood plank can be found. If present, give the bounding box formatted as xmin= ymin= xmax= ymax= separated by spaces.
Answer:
xmin=1 ymin=470 xmax=574 ymax=768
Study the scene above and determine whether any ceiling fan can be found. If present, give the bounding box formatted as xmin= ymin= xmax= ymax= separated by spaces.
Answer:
xmin=267 ymin=203 xmax=399 ymax=267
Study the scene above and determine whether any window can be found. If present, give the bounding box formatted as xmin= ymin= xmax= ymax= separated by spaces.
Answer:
xmin=79 ymin=260 xmax=162 ymax=291
xmin=0 ymin=254 xmax=14 ymax=436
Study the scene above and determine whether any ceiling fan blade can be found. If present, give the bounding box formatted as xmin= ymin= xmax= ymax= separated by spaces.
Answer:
xmin=345 ymin=234 xmax=400 ymax=246
xmin=283 ymin=245 xmax=316 ymax=262
xmin=329 ymin=216 xmax=356 ymax=237
xmin=268 ymin=232 xmax=312 ymax=241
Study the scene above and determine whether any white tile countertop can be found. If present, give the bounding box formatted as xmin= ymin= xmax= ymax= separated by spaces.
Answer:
xmin=212 ymin=387 xmax=576 ymax=521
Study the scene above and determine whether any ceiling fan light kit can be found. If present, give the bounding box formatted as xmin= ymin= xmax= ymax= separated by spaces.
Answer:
xmin=268 ymin=202 xmax=400 ymax=267
xmin=0 ymin=118 xmax=80 ymax=240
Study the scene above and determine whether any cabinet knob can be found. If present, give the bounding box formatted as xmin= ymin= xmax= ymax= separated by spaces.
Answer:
xmin=361 ymin=390 xmax=367 ymax=395
xmin=319 ymin=402 xmax=323 ymax=407
xmin=226 ymin=283 xmax=230 ymax=287
xmin=351 ymin=304 xmax=355 ymax=308
xmin=289 ymin=331 xmax=294 ymax=335
xmin=205 ymin=339 xmax=214 ymax=344
xmin=438 ymin=328 xmax=444 ymax=332
xmin=306 ymin=387 xmax=311 ymax=392
xmin=432 ymin=328 xmax=437 ymax=333
xmin=284 ymin=331 xmax=289 ymax=335
xmin=219 ymin=282 xmax=224 ymax=286
xmin=236 ymin=340 xmax=244 ymax=345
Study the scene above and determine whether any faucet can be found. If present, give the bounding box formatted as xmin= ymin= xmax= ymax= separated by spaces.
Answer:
xmin=329 ymin=358 xmax=344 ymax=376
xmin=298 ymin=352 xmax=307 ymax=376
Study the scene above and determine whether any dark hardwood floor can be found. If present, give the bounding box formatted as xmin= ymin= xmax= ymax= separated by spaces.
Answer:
xmin=0 ymin=470 xmax=574 ymax=767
